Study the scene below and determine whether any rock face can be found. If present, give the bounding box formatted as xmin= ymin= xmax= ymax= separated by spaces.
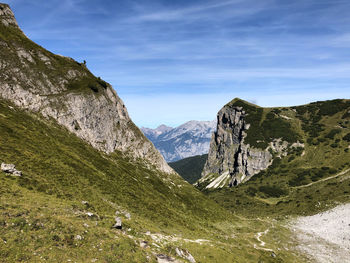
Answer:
xmin=142 ymin=120 xmax=216 ymax=162
xmin=200 ymin=101 xmax=272 ymax=188
xmin=0 ymin=4 xmax=18 ymax=27
xmin=0 ymin=4 xmax=172 ymax=174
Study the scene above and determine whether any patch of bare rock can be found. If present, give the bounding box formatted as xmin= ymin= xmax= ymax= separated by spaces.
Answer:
xmin=293 ymin=203 xmax=350 ymax=263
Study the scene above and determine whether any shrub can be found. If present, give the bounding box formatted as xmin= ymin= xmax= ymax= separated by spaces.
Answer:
xmin=343 ymin=133 xmax=350 ymax=142
xmin=246 ymin=187 xmax=257 ymax=197
xmin=258 ymin=185 xmax=288 ymax=198
xmin=325 ymin=129 xmax=341 ymax=139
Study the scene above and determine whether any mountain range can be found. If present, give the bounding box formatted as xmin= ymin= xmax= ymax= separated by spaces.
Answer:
xmin=1 ymin=3 xmax=350 ymax=262
xmin=141 ymin=120 xmax=216 ymax=162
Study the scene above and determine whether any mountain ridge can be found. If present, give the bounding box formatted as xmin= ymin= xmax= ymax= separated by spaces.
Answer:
xmin=0 ymin=3 xmax=172 ymax=174
xmin=199 ymin=97 xmax=350 ymax=189
xmin=142 ymin=120 xmax=216 ymax=162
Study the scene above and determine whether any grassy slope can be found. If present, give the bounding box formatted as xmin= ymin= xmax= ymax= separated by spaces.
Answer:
xmin=169 ymin=154 xmax=208 ymax=184
xmin=0 ymin=98 xmax=308 ymax=262
xmin=204 ymin=99 xmax=350 ymax=218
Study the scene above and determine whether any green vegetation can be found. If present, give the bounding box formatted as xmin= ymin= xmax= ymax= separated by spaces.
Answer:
xmin=0 ymin=98 xmax=306 ymax=262
xmin=168 ymin=154 xmax=208 ymax=184
xmin=227 ymin=99 xmax=300 ymax=149
xmin=204 ymin=99 xmax=350 ymax=218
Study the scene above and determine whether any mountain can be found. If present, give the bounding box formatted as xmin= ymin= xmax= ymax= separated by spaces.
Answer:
xmin=169 ymin=154 xmax=208 ymax=184
xmin=141 ymin=120 xmax=216 ymax=162
xmin=0 ymin=5 xmax=309 ymax=262
xmin=197 ymin=98 xmax=350 ymax=217
xmin=2 ymin=4 xmax=349 ymax=262
xmin=0 ymin=3 xmax=171 ymax=174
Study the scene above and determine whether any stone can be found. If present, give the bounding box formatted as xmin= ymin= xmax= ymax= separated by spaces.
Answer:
xmin=156 ymin=254 xmax=177 ymax=263
xmin=1 ymin=163 xmax=16 ymax=173
xmin=140 ymin=240 xmax=148 ymax=248
xmin=1 ymin=163 xmax=22 ymax=176
xmin=75 ymin=235 xmax=82 ymax=240
xmin=125 ymin=213 xmax=131 ymax=220
xmin=12 ymin=170 xmax=22 ymax=177
xmin=113 ymin=217 xmax=122 ymax=229
xmin=175 ymin=248 xmax=196 ymax=263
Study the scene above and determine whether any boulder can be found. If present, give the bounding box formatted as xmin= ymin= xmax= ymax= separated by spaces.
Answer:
xmin=175 ymin=248 xmax=196 ymax=263
xmin=156 ymin=254 xmax=177 ymax=263
xmin=140 ymin=240 xmax=148 ymax=248
xmin=113 ymin=217 xmax=122 ymax=229
xmin=1 ymin=163 xmax=22 ymax=176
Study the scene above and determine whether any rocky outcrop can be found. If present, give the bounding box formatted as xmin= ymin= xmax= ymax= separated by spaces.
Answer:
xmin=175 ymin=248 xmax=196 ymax=263
xmin=0 ymin=4 xmax=172 ymax=174
xmin=1 ymin=162 xmax=22 ymax=176
xmin=200 ymin=103 xmax=272 ymax=188
xmin=0 ymin=4 xmax=18 ymax=27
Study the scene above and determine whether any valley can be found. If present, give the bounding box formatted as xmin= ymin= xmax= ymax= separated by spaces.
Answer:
xmin=1 ymin=2 xmax=350 ymax=262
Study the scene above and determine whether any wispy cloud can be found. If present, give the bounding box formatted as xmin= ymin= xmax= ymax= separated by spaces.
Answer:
xmin=7 ymin=0 xmax=350 ymax=127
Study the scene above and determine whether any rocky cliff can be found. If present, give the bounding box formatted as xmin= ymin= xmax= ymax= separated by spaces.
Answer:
xmin=0 ymin=3 xmax=172 ymax=173
xmin=142 ymin=120 xmax=216 ymax=162
xmin=199 ymin=98 xmax=304 ymax=189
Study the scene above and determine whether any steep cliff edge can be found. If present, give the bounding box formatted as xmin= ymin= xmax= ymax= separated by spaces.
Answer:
xmin=0 ymin=3 xmax=172 ymax=173
xmin=199 ymin=98 xmax=304 ymax=189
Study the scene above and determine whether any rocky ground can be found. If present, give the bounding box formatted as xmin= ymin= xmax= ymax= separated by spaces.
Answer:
xmin=293 ymin=203 xmax=350 ymax=263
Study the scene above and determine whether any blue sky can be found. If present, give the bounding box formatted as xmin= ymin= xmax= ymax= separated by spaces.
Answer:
xmin=7 ymin=0 xmax=350 ymax=128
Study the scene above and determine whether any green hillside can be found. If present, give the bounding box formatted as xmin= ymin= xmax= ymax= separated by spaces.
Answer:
xmin=0 ymin=98 xmax=308 ymax=262
xmin=201 ymin=99 xmax=350 ymax=218
xmin=169 ymin=154 xmax=208 ymax=184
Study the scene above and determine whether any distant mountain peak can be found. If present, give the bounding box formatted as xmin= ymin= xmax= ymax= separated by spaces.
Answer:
xmin=142 ymin=120 xmax=216 ymax=162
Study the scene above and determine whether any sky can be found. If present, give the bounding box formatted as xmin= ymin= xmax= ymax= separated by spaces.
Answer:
xmin=6 ymin=0 xmax=350 ymax=128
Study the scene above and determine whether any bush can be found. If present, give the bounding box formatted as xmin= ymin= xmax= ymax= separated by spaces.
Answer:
xmin=258 ymin=185 xmax=288 ymax=198
xmin=246 ymin=187 xmax=257 ymax=197
xmin=343 ymin=133 xmax=350 ymax=142
xmin=325 ymin=129 xmax=341 ymax=139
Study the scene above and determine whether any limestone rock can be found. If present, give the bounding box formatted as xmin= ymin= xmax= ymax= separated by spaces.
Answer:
xmin=156 ymin=254 xmax=178 ymax=263
xmin=200 ymin=104 xmax=272 ymax=188
xmin=0 ymin=4 xmax=19 ymax=27
xmin=139 ymin=240 xmax=148 ymax=248
xmin=175 ymin=248 xmax=196 ymax=263
xmin=113 ymin=217 xmax=122 ymax=229
xmin=1 ymin=163 xmax=22 ymax=176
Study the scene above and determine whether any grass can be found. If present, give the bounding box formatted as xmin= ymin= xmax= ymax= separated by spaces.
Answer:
xmin=204 ymin=99 xmax=350 ymax=218
xmin=168 ymin=154 xmax=208 ymax=184
xmin=0 ymin=98 xmax=308 ymax=262
xmin=226 ymin=99 xmax=300 ymax=149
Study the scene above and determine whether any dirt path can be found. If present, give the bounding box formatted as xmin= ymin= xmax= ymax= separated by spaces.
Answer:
xmin=292 ymin=203 xmax=350 ymax=263
xmin=295 ymin=168 xmax=350 ymax=189
xmin=253 ymin=229 xmax=274 ymax=252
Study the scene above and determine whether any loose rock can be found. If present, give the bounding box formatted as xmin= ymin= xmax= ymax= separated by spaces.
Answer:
xmin=1 ymin=163 xmax=22 ymax=176
xmin=113 ymin=217 xmax=122 ymax=229
xmin=175 ymin=248 xmax=196 ymax=263
xmin=140 ymin=240 xmax=148 ymax=248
